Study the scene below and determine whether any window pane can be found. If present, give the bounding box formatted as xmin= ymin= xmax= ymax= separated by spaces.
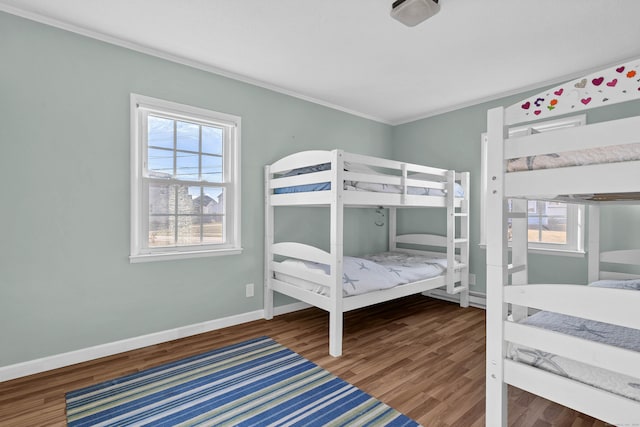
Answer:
xmin=149 ymin=215 xmax=175 ymax=247
xmin=149 ymin=183 xmax=175 ymax=215
xmin=202 ymin=215 xmax=224 ymax=244
xmin=176 ymin=216 xmax=201 ymax=246
xmin=202 ymin=126 xmax=223 ymax=155
xmin=148 ymin=116 xmax=174 ymax=149
xmin=176 ymin=151 xmax=200 ymax=180
xmin=508 ymin=200 xmax=568 ymax=245
xmin=202 ymin=154 xmax=223 ymax=182
xmin=148 ymin=148 xmax=174 ymax=177
xmin=176 ymin=121 xmax=199 ymax=152
xmin=202 ymin=188 xmax=224 ymax=215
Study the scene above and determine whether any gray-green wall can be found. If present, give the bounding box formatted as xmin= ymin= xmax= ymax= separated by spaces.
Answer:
xmin=392 ymin=91 xmax=640 ymax=294
xmin=0 ymin=12 xmax=391 ymax=366
xmin=2 ymin=11 xmax=639 ymax=368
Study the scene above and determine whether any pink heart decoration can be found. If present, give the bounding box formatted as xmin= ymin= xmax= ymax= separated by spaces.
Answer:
xmin=534 ymin=110 xmax=541 ymax=115
xmin=606 ymin=79 xmax=618 ymax=87
xmin=592 ymin=77 xmax=604 ymax=86
xmin=581 ymin=97 xmax=592 ymax=105
xmin=616 ymin=66 xmax=625 ymax=73
xmin=554 ymin=88 xmax=564 ymax=96
xmin=521 ymin=101 xmax=531 ymax=110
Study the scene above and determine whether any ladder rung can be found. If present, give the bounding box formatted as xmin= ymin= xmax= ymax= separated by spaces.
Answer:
xmin=508 ymin=212 xmax=527 ymax=219
xmin=508 ymin=263 xmax=526 ymax=274
xmin=454 ymin=212 xmax=468 ymax=217
xmin=447 ymin=285 xmax=468 ymax=295
xmin=454 ymin=238 xmax=468 ymax=244
xmin=451 ymin=263 xmax=468 ymax=271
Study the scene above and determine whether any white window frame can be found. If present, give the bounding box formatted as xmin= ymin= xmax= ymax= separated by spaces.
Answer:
xmin=480 ymin=115 xmax=586 ymax=256
xmin=130 ymin=94 xmax=241 ymax=263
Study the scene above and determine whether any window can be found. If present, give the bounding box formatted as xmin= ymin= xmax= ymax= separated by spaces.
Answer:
xmin=130 ymin=94 xmax=241 ymax=262
xmin=480 ymin=115 xmax=585 ymax=255
xmin=507 ymin=200 xmax=584 ymax=254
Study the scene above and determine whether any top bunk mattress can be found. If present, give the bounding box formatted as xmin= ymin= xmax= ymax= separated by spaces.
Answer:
xmin=507 ymin=142 xmax=640 ymax=172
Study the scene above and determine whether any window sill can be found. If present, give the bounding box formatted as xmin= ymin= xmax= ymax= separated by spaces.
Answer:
xmin=130 ymin=247 xmax=243 ymax=263
xmin=478 ymin=243 xmax=585 ymax=258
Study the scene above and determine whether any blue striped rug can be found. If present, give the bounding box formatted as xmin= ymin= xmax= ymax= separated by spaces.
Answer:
xmin=66 ymin=336 xmax=420 ymax=426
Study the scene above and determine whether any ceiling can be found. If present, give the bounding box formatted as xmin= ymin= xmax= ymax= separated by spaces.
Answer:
xmin=2 ymin=0 xmax=640 ymax=125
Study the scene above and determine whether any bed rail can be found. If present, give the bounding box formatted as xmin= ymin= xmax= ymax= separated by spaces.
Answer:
xmin=505 ymin=321 xmax=640 ymax=380
xmin=504 ymin=361 xmax=640 ymax=426
xmin=505 ymin=115 xmax=640 ymax=160
xmin=269 ymin=150 xmax=333 ymax=174
xmin=504 ymin=284 xmax=640 ymax=330
xmin=271 ymin=242 xmax=332 ymax=265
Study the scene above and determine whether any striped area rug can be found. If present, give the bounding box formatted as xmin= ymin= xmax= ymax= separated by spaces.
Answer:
xmin=66 ymin=336 xmax=420 ymax=426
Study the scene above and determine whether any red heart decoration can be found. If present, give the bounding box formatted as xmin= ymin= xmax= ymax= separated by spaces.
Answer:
xmin=606 ymin=79 xmax=618 ymax=87
xmin=554 ymin=88 xmax=564 ymax=96
xmin=521 ymin=101 xmax=531 ymax=110
xmin=592 ymin=77 xmax=604 ymax=86
xmin=581 ymin=97 xmax=592 ymax=105
xmin=534 ymin=110 xmax=541 ymax=115
xmin=616 ymin=66 xmax=625 ymax=73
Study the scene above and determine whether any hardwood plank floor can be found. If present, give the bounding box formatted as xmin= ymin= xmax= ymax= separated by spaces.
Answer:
xmin=0 ymin=296 xmax=608 ymax=426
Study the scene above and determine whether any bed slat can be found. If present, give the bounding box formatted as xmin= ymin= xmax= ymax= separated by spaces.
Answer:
xmin=269 ymin=170 xmax=332 ymax=189
xmin=505 ymin=160 xmax=640 ymax=198
xmin=504 ymin=360 xmax=640 ymax=426
xmin=395 ymin=233 xmax=447 ymax=248
xmin=269 ymin=150 xmax=333 ymax=174
xmin=271 ymin=262 xmax=333 ymax=289
xmin=505 ymin=322 xmax=640 ymax=379
xmin=505 ymin=115 xmax=640 ymax=159
xmin=600 ymin=249 xmax=640 ymax=265
xmin=271 ymin=242 xmax=331 ymax=265
xmin=504 ymin=284 xmax=640 ymax=330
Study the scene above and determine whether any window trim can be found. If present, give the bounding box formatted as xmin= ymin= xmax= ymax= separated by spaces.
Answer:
xmin=479 ymin=115 xmax=586 ymax=256
xmin=130 ymin=94 xmax=242 ymax=263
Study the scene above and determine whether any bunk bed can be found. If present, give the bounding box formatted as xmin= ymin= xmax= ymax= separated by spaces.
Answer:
xmin=264 ymin=149 xmax=471 ymax=357
xmin=485 ymin=58 xmax=640 ymax=426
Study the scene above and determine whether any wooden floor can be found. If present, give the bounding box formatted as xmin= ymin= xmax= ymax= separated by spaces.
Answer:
xmin=0 ymin=295 xmax=607 ymax=426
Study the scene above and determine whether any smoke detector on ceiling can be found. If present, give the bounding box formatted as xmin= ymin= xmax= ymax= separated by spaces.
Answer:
xmin=390 ymin=0 xmax=440 ymax=27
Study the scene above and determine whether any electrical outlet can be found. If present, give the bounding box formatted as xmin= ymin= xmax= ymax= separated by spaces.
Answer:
xmin=245 ymin=283 xmax=254 ymax=298
xmin=469 ymin=274 xmax=476 ymax=286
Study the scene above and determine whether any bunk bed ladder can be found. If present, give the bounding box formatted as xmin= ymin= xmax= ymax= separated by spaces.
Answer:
xmin=446 ymin=170 xmax=470 ymax=307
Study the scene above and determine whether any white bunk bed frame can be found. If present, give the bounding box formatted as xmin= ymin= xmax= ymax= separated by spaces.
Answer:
xmin=264 ymin=149 xmax=470 ymax=357
xmin=485 ymin=59 xmax=640 ymax=426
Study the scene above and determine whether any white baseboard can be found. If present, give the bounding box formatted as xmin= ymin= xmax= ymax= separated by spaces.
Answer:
xmin=0 ymin=302 xmax=310 ymax=383
xmin=423 ymin=289 xmax=487 ymax=309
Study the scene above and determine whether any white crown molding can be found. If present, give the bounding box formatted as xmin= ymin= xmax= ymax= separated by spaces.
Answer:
xmin=0 ymin=302 xmax=310 ymax=383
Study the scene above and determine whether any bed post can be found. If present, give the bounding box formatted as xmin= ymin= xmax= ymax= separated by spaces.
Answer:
xmin=389 ymin=207 xmax=397 ymax=251
xmin=588 ymin=205 xmax=601 ymax=283
xmin=329 ymin=149 xmax=345 ymax=357
xmin=485 ymin=107 xmax=509 ymax=427
xmin=264 ymin=165 xmax=274 ymax=320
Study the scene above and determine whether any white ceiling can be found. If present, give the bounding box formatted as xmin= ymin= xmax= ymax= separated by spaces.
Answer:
xmin=3 ymin=0 xmax=640 ymax=124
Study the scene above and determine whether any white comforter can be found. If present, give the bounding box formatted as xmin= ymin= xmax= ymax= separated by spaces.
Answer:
xmin=278 ymin=251 xmax=451 ymax=297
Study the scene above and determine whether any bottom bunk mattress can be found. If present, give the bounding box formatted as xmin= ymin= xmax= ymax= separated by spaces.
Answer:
xmin=507 ymin=279 xmax=640 ymax=402
xmin=275 ymin=251 xmax=454 ymax=297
